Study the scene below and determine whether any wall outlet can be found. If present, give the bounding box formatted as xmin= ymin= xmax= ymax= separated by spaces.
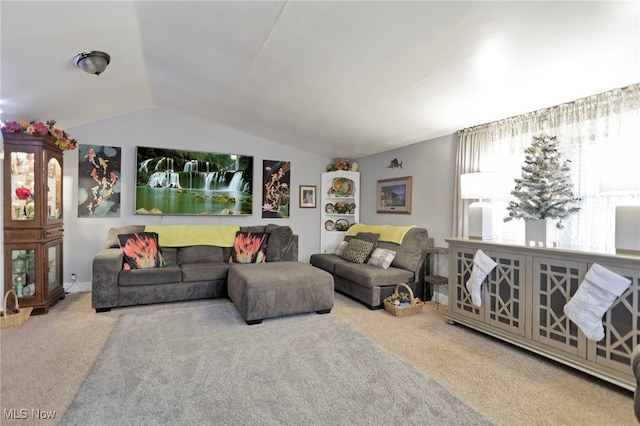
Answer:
xmin=71 ymin=273 xmax=77 ymax=281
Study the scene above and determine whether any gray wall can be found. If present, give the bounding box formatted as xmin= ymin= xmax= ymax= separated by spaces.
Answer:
xmin=1 ymin=113 xmax=458 ymax=298
xmin=356 ymin=134 xmax=458 ymax=300
xmin=357 ymin=134 xmax=458 ymax=249
xmin=60 ymin=108 xmax=328 ymax=290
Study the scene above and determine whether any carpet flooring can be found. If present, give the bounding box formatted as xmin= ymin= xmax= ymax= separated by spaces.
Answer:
xmin=61 ymin=301 xmax=492 ymax=425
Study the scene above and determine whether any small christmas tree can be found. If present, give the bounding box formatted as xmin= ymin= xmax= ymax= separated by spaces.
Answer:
xmin=504 ymin=134 xmax=581 ymax=229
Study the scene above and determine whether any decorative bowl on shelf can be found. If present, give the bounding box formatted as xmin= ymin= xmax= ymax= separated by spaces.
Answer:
xmin=328 ymin=178 xmax=354 ymax=197
xmin=335 ymin=219 xmax=349 ymax=231
xmin=325 ymin=203 xmax=335 ymax=214
xmin=334 ymin=202 xmax=349 ymax=214
xmin=325 ymin=220 xmax=335 ymax=231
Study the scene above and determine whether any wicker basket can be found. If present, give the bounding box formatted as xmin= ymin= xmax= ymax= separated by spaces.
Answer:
xmin=383 ymin=283 xmax=424 ymax=317
xmin=0 ymin=290 xmax=33 ymax=329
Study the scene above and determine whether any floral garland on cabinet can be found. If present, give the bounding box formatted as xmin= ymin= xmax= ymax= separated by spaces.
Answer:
xmin=3 ymin=119 xmax=78 ymax=151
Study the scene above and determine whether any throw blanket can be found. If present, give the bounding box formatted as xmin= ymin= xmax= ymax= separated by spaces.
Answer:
xmin=144 ymin=224 xmax=239 ymax=247
xmin=345 ymin=224 xmax=415 ymax=244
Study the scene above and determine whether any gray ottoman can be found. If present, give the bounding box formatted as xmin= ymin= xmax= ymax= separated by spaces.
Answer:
xmin=228 ymin=262 xmax=334 ymax=324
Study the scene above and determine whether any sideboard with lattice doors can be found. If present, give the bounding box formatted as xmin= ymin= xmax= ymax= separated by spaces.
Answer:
xmin=445 ymin=238 xmax=639 ymax=391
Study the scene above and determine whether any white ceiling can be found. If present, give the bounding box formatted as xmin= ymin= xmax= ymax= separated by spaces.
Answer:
xmin=1 ymin=1 xmax=638 ymax=158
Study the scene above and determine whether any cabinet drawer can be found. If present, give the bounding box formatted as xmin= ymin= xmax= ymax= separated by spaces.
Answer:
xmin=45 ymin=226 xmax=64 ymax=238
xmin=4 ymin=228 xmax=43 ymax=241
xmin=5 ymin=226 xmax=63 ymax=242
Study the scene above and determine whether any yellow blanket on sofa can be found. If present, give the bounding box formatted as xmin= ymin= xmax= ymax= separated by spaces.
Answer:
xmin=144 ymin=224 xmax=240 ymax=247
xmin=345 ymin=224 xmax=415 ymax=244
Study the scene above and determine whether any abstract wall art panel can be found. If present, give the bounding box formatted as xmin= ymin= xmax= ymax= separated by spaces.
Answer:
xmin=78 ymin=144 xmax=122 ymax=217
xmin=262 ymin=159 xmax=290 ymax=219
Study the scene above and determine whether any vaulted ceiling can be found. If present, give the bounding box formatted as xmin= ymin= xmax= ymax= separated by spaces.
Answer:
xmin=1 ymin=1 xmax=638 ymax=158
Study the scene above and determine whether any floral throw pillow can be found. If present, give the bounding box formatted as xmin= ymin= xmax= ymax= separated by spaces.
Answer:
xmin=118 ymin=232 xmax=166 ymax=270
xmin=229 ymin=232 xmax=269 ymax=264
xmin=340 ymin=238 xmax=375 ymax=264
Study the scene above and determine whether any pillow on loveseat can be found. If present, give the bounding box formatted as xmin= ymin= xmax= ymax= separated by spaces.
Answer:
xmin=355 ymin=232 xmax=380 ymax=245
xmin=229 ymin=232 xmax=269 ymax=264
xmin=355 ymin=232 xmax=379 ymax=262
xmin=367 ymin=248 xmax=397 ymax=269
xmin=335 ymin=240 xmax=349 ymax=256
xmin=340 ymin=238 xmax=375 ymax=264
xmin=118 ymin=232 xmax=166 ymax=270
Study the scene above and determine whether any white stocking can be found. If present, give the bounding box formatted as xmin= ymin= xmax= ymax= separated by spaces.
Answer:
xmin=563 ymin=263 xmax=631 ymax=341
xmin=465 ymin=250 xmax=497 ymax=307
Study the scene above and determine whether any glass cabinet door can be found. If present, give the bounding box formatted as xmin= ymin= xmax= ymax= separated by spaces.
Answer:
xmin=11 ymin=249 xmax=36 ymax=298
xmin=47 ymin=243 xmax=62 ymax=293
xmin=9 ymin=150 xmax=36 ymax=221
xmin=46 ymin=157 xmax=62 ymax=220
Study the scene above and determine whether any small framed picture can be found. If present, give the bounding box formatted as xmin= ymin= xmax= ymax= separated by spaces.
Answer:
xmin=377 ymin=176 xmax=412 ymax=214
xmin=299 ymin=185 xmax=317 ymax=208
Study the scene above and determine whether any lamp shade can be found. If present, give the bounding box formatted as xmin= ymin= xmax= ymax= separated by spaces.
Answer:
xmin=460 ymin=172 xmax=509 ymax=240
xmin=460 ymin=172 xmax=510 ymax=200
xmin=598 ymin=146 xmax=640 ymax=194
xmin=597 ymin=147 xmax=640 ymax=254
xmin=599 ymin=172 xmax=640 ymax=194
xmin=73 ymin=51 xmax=111 ymax=75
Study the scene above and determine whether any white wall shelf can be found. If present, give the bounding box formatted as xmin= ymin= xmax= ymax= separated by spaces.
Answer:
xmin=320 ymin=171 xmax=360 ymax=253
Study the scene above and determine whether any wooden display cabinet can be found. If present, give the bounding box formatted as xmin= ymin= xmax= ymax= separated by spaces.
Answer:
xmin=3 ymin=131 xmax=65 ymax=314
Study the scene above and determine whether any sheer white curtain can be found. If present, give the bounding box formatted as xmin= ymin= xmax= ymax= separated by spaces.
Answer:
xmin=453 ymin=83 xmax=640 ymax=251
xmin=451 ymin=130 xmax=484 ymax=238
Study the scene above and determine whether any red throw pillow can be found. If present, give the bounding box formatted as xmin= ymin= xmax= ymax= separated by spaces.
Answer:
xmin=228 ymin=232 xmax=269 ymax=264
xmin=118 ymin=232 xmax=166 ymax=270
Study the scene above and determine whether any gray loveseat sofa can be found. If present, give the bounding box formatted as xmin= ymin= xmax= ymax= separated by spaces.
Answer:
xmin=310 ymin=225 xmax=432 ymax=309
xmin=92 ymin=224 xmax=297 ymax=312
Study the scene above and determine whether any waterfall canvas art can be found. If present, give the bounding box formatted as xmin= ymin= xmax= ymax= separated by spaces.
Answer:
xmin=135 ymin=146 xmax=253 ymax=216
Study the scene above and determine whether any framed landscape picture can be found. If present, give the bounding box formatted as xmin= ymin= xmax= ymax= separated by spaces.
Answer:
xmin=135 ymin=146 xmax=253 ymax=216
xmin=377 ymin=176 xmax=412 ymax=214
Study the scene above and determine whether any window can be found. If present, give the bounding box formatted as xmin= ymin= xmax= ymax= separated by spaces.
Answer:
xmin=455 ymin=84 xmax=640 ymax=252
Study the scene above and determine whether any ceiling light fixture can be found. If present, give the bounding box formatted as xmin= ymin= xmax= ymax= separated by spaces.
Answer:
xmin=73 ymin=51 xmax=111 ymax=75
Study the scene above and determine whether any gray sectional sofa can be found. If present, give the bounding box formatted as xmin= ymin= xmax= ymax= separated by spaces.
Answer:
xmin=310 ymin=226 xmax=432 ymax=309
xmin=92 ymin=224 xmax=298 ymax=312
